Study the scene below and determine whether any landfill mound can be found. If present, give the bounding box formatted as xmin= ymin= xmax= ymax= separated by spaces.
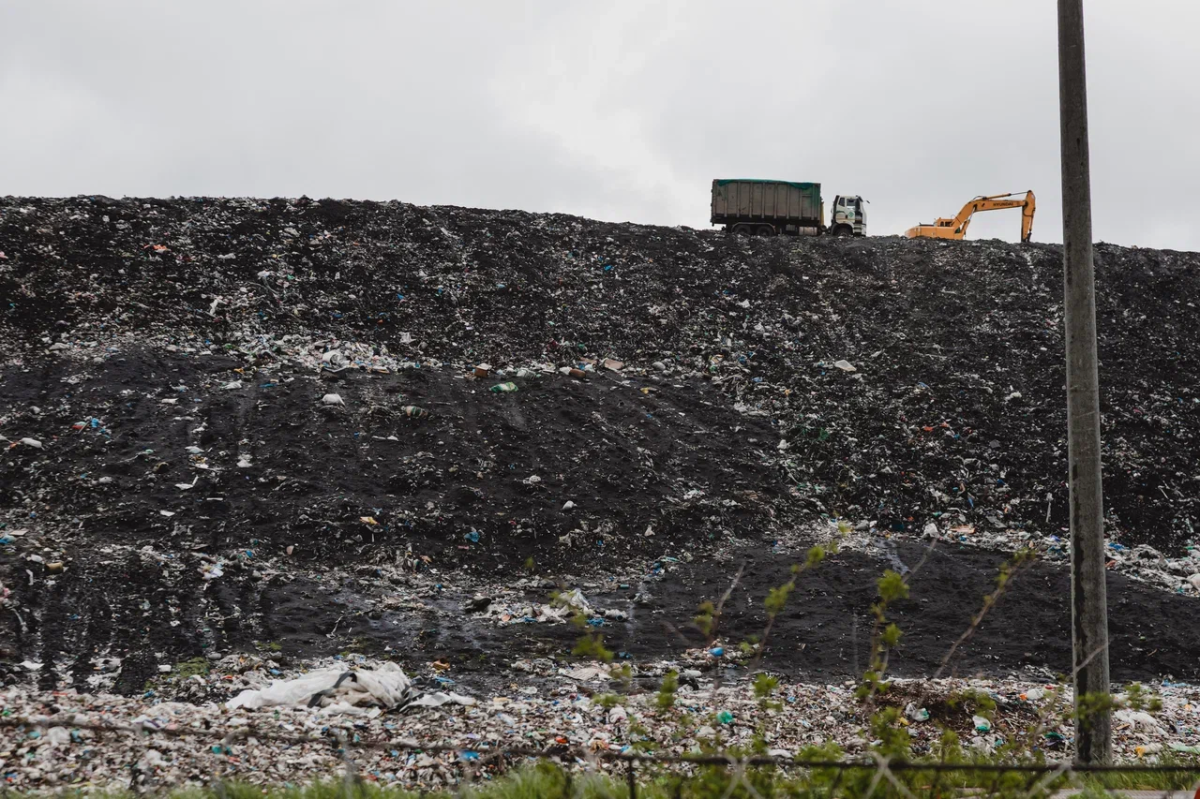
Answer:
xmin=3 ymin=196 xmax=1200 ymax=688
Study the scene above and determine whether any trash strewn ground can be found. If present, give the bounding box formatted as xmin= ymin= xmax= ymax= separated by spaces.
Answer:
xmin=2 ymin=660 xmax=1200 ymax=791
xmin=4 ymin=196 xmax=1200 ymax=705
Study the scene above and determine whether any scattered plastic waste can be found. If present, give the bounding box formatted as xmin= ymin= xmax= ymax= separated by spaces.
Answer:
xmin=200 ymin=562 xmax=225 ymax=580
xmin=905 ymin=703 xmax=931 ymax=722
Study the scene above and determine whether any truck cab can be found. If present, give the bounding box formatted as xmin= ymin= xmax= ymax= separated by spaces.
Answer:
xmin=830 ymin=195 xmax=867 ymax=237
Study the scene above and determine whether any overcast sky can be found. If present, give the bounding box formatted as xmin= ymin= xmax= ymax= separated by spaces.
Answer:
xmin=2 ymin=1 xmax=1197 ymax=250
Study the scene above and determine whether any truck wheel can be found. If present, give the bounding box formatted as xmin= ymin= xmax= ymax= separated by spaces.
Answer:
xmin=756 ymin=225 xmax=774 ymax=236
xmin=733 ymin=224 xmax=752 ymax=236
xmin=834 ymin=225 xmax=851 ymax=237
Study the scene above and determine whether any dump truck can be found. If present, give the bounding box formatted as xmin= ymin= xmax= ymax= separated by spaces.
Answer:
xmin=710 ymin=179 xmax=867 ymax=237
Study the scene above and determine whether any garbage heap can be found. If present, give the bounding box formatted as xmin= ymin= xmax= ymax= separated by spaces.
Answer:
xmin=2 ymin=196 xmax=1200 ymax=676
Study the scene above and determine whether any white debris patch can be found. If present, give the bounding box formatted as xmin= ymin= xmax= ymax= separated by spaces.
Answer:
xmin=227 ymin=663 xmax=475 ymax=715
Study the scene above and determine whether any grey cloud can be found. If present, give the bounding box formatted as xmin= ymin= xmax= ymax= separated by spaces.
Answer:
xmin=1 ymin=0 xmax=1196 ymax=250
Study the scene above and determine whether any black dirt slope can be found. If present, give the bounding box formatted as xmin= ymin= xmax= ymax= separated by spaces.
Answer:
xmin=0 ymin=349 xmax=788 ymax=575
xmin=476 ymin=543 xmax=1200 ymax=683
xmin=4 ymin=196 xmax=1200 ymax=554
xmin=4 ymin=196 xmax=1200 ymax=688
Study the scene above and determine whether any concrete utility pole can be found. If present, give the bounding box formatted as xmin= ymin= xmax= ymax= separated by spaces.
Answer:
xmin=1057 ymin=0 xmax=1111 ymax=764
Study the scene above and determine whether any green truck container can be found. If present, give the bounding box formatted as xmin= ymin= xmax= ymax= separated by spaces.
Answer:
xmin=710 ymin=179 xmax=867 ymax=237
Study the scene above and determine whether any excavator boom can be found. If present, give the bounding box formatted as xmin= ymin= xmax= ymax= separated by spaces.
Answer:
xmin=905 ymin=191 xmax=1035 ymax=243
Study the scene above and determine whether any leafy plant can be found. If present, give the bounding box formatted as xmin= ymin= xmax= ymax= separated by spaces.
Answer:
xmin=656 ymin=670 xmax=679 ymax=712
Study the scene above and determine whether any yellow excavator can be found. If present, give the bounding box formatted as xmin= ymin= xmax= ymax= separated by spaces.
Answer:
xmin=905 ymin=191 xmax=1036 ymax=243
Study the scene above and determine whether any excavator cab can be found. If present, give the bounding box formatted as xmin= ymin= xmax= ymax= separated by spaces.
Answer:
xmin=830 ymin=195 xmax=867 ymax=237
